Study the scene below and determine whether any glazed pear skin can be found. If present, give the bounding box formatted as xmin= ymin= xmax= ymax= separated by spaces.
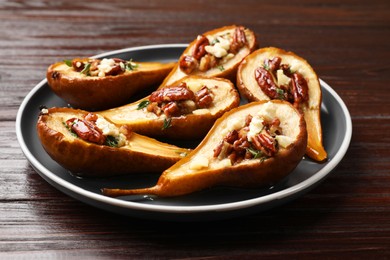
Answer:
xmin=47 ymin=59 xmax=175 ymax=111
xmin=36 ymin=107 xmax=191 ymax=177
xmin=158 ymin=25 xmax=257 ymax=89
xmin=99 ymin=76 xmax=241 ymax=139
xmin=237 ymin=47 xmax=327 ymax=162
xmin=102 ymin=100 xmax=307 ymax=197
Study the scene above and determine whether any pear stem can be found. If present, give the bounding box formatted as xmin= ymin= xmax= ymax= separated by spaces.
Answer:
xmin=101 ymin=187 xmax=158 ymax=197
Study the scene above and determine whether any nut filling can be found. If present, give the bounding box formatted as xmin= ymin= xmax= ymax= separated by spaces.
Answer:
xmin=255 ymin=56 xmax=309 ymax=107
xmin=179 ymin=26 xmax=248 ymax=74
xmin=213 ymin=114 xmax=288 ymax=165
xmin=65 ymin=58 xmax=138 ymax=77
xmin=65 ymin=113 xmax=126 ymax=147
xmin=143 ymin=82 xmax=214 ymax=118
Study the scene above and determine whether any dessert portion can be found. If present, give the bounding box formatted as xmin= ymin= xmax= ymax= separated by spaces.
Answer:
xmin=159 ymin=25 xmax=257 ymax=88
xmin=102 ymin=100 xmax=307 ymax=197
xmin=37 ymin=107 xmax=191 ymax=177
xmin=237 ymin=47 xmax=327 ymax=162
xmin=99 ymin=76 xmax=240 ymax=139
xmin=47 ymin=58 xmax=175 ymax=110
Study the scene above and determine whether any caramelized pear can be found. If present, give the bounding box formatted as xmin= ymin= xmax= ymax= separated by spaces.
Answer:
xmin=99 ymin=76 xmax=240 ymax=139
xmin=47 ymin=58 xmax=175 ymax=111
xmin=102 ymin=100 xmax=307 ymax=197
xmin=36 ymin=107 xmax=191 ymax=177
xmin=237 ymin=47 xmax=327 ymax=162
xmin=158 ymin=25 xmax=257 ymax=88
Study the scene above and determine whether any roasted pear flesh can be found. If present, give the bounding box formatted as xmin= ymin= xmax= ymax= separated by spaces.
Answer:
xmin=99 ymin=76 xmax=240 ymax=139
xmin=36 ymin=107 xmax=190 ymax=177
xmin=47 ymin=58 xmax=175 ymax=111
xmin=237 ymin=47 xmax=327 ymax=162
xmin=159 ymin=25 xmax=257 ymax=88
xmin=102 ymin=100 xmax=307 ymax=197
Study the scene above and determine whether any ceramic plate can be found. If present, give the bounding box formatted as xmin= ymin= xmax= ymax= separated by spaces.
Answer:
xmin=16 ymin=44 xmax=352 ymax=221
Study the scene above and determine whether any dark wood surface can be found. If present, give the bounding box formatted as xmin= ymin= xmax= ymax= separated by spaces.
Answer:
xmin=1 ymin=0 xmax=390 ymax=258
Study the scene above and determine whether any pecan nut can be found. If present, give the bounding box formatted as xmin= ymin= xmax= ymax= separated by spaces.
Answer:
xmin=149 ymin=83 xmax=195 ymax=103
xmin=254 ymin=67 xmax=281 ymax=100
xmin=230 ymin=26 xmax=247 ymax=54
xmin=193 ymin=35 xmax=210 ymax=60
xmin=195 ymin=86 xmax=213 ymax=108
xmin=66 ymin=117 xmax=105 ymax=145
xmin=291 ymin=73 xmax=309 ymax=105
xmin=252 ymin=132 xmax=277 ymax=157
xmin=179 ymin=55 xmax=198 ymax=74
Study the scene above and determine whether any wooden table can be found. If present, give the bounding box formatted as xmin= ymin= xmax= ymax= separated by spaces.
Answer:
xmin=1 ymin=0 xmax=390 ymax=258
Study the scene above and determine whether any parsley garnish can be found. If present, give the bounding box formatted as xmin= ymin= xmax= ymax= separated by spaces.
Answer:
xmin=80 ymin=62 xmax=91 ymax=76
xmin=125 ymin=59 xmax=138 ymax=71
xmin=162 ymin=117 xmax=172 ymax=130
xmin=137 ymin=100 xmax=150 ymax=110
xmin=105 ymin=135 xmax=119 ymax=147
xmin=246 ymin=147 xmax=264 ymax=159
xmin=218 ymin=65 xmax=225 ymax=71
xmin=276 ymin=88 xmax=285 ymax=100
xmin=62 ymin=121 xmax=78 ymax=138
xmin=211 ymin=38 xmax=220 ymax=45
xmin=64 ymin=59 xmax=73 ymax=67
xmin=263 ymin=63 xmax=270 ymax=70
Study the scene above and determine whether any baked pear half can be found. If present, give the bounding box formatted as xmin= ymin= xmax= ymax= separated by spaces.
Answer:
xmin=99 ymin=76 xmax=240 ymax=139
xmin=237 ymin=47 xmax=327 ymax=162
xmin=159 ymin=25 xmax=257 ymax=88
xmin=102 ymin=100 xmax=307 ymax=197
xmin=36 ymin=107 xmax=191 ymax=177
xmin=47 ymin=58 xmax=175 ymax=111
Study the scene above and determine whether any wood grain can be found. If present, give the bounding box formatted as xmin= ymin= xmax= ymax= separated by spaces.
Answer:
xmin=1 ymin=0 xmax=390 ymax=258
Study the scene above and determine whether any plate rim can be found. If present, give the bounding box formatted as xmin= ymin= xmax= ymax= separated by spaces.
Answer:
xmin=15 ymin=44 xmax=352 ymax=214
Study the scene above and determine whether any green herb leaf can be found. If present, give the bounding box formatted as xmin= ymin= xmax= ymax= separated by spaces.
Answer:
xmin=64 ymin=59 xmax=73 ymax=67
xmin=218 ymin=65 xmax=225 ymax=71
xmin=125 ymin=59 xmax=139 ymax=71
xmin=62 ymin=121 xmax=78 ymax=138
xmin=211 ymin=38 xmax=220 ymax=45
xmin=246 ymin=147 xmax=263 ymax=159
xmin=137 ymin=100 xmax=150 ymax=110
xmin=276 ymin=88 xmax=285 ymax=100
xmin=81 ymin=62 xmax=91 ymax=76
xmin=162 ymin=117 xmax=172 ymax=130
xmin=263 ymin=63 xmax=270 ymax=70
xmin=105 ymin=135 xmax=119 ymax=147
